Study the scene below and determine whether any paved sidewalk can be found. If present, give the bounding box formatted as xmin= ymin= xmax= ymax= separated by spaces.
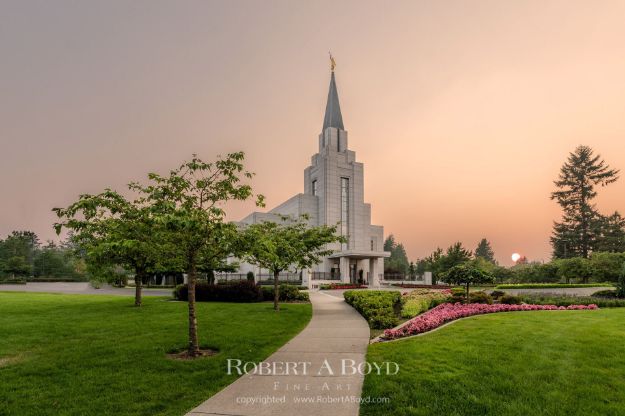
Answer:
xmin=187 ymin=291 xmax=370 ymax=416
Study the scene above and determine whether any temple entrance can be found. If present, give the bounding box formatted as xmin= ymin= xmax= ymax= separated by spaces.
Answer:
xmin=350 ymin=264 xmax=357 ymax=284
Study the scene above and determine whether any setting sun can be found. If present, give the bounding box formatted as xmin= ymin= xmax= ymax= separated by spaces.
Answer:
xmin=511 ymin=253 xmax=521 ymax=262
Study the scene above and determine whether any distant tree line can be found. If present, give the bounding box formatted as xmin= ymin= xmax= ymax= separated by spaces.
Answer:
xmin=0 ymin=231 xmax=85 ymax=281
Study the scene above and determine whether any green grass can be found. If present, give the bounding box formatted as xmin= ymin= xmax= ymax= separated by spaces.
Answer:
xmin=0 ymin=292 xmax=311 ymax=416
xmin=361 ymin=308 xmax=625 ymax=416
xmin=496 ymin=283 xmax=614 ymax=289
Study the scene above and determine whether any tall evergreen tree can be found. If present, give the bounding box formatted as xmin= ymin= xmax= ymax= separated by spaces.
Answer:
xmin=474 ymin=238 xmax=496 ymax=263
xmin=594 ymin=211 xmax=625 ymax=253
xmin=439 ymin=242 xmax=472 ymax=273
xmin=551 ymin=145 xmax=619 ymax=258
xmin=383 ymin=234 xmax=410 ymax=274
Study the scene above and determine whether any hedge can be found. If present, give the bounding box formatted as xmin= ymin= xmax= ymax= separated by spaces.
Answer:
xmin=173 ymin=281 xmax=308 ymax=303
xmin=496 ymin=283 xmax=614 ymax=289
xmin=518 ymin=293 xmax=625 ymax=308
xmin=344 ymin=290 xmax=403 ymax=329
xmin=173 ymin=280 xmax=263 ymax=302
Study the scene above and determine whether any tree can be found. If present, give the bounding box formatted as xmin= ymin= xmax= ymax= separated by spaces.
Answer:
xmin=134 ymin=153 xmax=261 ymax=357
xmin=589 ymin=252 xmax=625 ymax=282
xmin=554 ymin=257 xmax=592 ymax=284
xmin=551 ymin=145 xmax=619 ymax=258
xmin=474 ymin=238 xmax=496 ymax=263
xmin=383 ymin=234 xmax=410 ymax=274
xmin=241 ymin=215 xmax=344 ymax=311
xmin=617 ymin=263 xmax=625 ymax=298
xmin=594 ymin=212 xmax=625 ymax=253
xmin=4 ymin=256 xmax=31 ymax=277
xmin=0 ymin=231 xmax=39 ymax=277
xmin=439 ymin=242 xmax=472 ymax=274
xmin=442 ymin=263 xmax=495 ymax=301
xmin=54 ymin=190 xmax=168 ymax=306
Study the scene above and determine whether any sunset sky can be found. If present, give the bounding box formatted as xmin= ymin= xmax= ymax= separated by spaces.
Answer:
xmin=2 ymin=0 xmax=625 ymax=265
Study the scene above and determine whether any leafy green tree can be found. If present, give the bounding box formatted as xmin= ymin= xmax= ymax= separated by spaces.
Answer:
xmin=442 ymin=263 xmax=495 ymax=301
xmin=474 ymin=238 xmax=496 ymax=263
xmin=33 ymin=241 xmax=77 ymax=279
xmin=4 ymin=256 xmax=31 ymax=277
xmin=0 ymin=231 xmax=39 ymax=277
xmin=551 ymin=145 xmax=619 ymax=258
xmin=134 ymin=153 xmax=261 ymax=357
xmin=554 ymin=257 xmax=592 ymax=284
xmin=241 ymin=215 xmax=344 ymax=311
xmin=54 ymin=189 xmax=169 ymax=306
xmin=589 ymin=252 xmax=625 ymax=282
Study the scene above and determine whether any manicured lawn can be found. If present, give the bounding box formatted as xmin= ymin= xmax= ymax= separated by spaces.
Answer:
xmin=0 ymin=292 xmax=311 ymax=416
xmin=361 ymin=308 xmax=625 ymax=416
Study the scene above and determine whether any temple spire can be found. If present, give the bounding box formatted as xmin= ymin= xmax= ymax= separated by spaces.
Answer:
xmin=322 ymin=57 xmax=344 ymax=132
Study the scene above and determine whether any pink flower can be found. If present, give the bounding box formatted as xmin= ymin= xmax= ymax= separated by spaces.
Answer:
xmin=383 ymin=302 xmax=599 ymax=340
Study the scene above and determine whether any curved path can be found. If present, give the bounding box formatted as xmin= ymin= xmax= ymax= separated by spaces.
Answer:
xmin=187 ymin=291 xmax=370 ymax=416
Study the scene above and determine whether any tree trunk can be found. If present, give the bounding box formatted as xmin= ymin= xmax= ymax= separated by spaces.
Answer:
xmin=465 ymin=283 xmax=470 ymax=303
xmin=273 ymin=270 xmax=280 ymax=311
xmin=134 ymin=273 xmax=143 ymax=307
xmin=188 ymin=262 xmax=200 ymax=356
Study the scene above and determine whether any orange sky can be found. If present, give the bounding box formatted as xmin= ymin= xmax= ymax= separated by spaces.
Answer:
xmin=1 ymin=0 xmax=625 ymax=265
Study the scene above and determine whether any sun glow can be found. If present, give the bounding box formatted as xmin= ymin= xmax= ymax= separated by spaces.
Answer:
xmin=511 ymin=253 xmax=521 ymax=262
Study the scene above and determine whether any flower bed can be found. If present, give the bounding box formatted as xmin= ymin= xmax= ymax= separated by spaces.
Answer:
xmin=383 ymin=302 xmax=599 ymax=340
xmin=320 ymin=283 xmax=367 ymax=290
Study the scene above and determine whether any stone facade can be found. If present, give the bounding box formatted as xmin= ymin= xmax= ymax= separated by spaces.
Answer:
xmin=237 ymin=69 xmax=390 ymax=286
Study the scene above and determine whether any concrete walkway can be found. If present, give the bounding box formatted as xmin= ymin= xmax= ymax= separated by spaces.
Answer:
xmin=187 ymin=291 xmax=370 ymax=416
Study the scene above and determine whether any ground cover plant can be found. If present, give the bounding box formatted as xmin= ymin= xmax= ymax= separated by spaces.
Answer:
xmin=362 ymin=308 xmax=625 ymax=416
xmin=384 ymin=302 xmax=598 ymax=340
xmin=343 ymin=290 xmax=403 ymax=329
xmin=0 ymin=292 xmax=311 ymax=416
xmin=401 ymin=289 xmax=451 ymax=318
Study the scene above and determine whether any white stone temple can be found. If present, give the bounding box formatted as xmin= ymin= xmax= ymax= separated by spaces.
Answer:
xmin=237 ymin=65 xmax=390 ymax=287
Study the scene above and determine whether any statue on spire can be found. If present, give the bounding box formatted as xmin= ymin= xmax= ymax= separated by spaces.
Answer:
xmin=329 ymin=52 xmax=336 ymax=72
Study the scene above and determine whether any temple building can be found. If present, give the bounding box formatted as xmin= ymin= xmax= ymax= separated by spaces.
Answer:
xmin=237 ymin=64 xmax=390 ymax=287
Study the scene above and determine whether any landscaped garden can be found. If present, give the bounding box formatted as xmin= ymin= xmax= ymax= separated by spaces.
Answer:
xmin=361 ymin=307 xmax=625 ymax=415
xmin=0 ymin=292 xmax=312 ymax=416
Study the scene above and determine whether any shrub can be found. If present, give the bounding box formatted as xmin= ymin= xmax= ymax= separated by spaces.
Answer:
xmin=261 ymin=284 xmax=309 ymax=302
xmin=490 ymin=290 xmax=506 ymax=299
xmin=617 ymin=264 xmax=625 ymax=298
xmin=469 ymin=291 xmax=493 ymax=304
xmin=110 ymin=275 xmax=128 ymax=288
xmin=591 ymin=289 xmax=618 ymax=298
xmin=173 ymin=280 xmax=263 ymax=302
xmin=499 ymin=294 xmax=522 ymax=305
xmin=0 ymin=277 xmax=27 ymax=284
xmin=344 ymin=290 xmax=403 ymax=329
